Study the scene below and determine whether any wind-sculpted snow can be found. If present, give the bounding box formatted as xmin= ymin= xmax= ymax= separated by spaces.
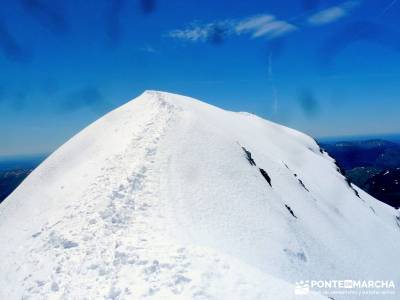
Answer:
xmin=0 ymin=91 xmax=399 ymax=299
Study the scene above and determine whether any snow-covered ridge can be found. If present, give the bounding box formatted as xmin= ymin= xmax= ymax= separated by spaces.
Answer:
xmin=0 ymin=91 xmax=399 ymax=299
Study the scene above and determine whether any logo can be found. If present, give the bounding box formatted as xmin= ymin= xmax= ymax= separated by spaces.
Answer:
xmin=295 ymin=281 xmax=310 ymax=295
xmin=294 ymin=279 xmax=396 ymax=297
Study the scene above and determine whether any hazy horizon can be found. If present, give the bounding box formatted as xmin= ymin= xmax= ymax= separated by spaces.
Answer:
xmin=1 ymin=131 xmax=400 ymax=159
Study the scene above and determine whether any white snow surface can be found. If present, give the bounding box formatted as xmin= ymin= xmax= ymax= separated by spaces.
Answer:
xmin=1 ymin=91 xmax=399 ymax=300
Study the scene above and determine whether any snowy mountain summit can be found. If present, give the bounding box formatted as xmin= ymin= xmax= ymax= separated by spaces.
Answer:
xmin=1 ymin=91 xmax=399 ymax=300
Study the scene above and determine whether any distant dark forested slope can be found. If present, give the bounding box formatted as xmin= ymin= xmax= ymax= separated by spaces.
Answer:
xmin=320 ymin=138 xmax=400 ymax=208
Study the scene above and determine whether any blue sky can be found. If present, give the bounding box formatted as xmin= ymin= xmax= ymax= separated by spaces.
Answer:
xmin=0 ymin=0 xmax=399 ymax=156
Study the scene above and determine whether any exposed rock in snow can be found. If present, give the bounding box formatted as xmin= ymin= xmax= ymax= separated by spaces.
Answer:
xmin=0 ymin=91 xmax=399 ymax=299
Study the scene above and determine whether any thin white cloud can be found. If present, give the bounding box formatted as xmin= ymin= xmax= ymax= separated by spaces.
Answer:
xmin=253 ymin=20 xmax=297 ymax=38
xmin=168 ymin=2 xmax=358 ymax=44
xmin=167 ymin=14 xmax=297 ymax=42
xmin=168 ymin=22 xmax=218 ymax=42
xmin=307 ymin=1 xmax=359 ymax=25
xmin=235 ymin=15 xmax=275 ymax=34
xmin=139 ymin=44 xmax=157 ymax=53
xmin=236 ymin=15 xmax=296 ymax=38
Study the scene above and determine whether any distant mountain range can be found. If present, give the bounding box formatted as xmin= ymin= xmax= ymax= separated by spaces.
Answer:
xmin=0 ymin=169 xmax=33 ymax=202
xmin=0 ymin=155 xmax=45 ymax=203
xmin=320 ymin=138 xmax=400 ymax=208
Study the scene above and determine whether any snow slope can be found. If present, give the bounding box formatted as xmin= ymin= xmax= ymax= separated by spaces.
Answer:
xmin=0 ymin=91 xmax=399 ymax=300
